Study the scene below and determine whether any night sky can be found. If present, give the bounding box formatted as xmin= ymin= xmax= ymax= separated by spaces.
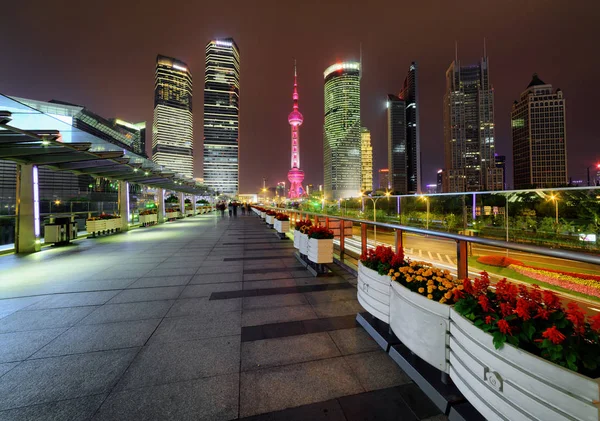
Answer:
xmin=2 ymin=0 xmax=598 ymax=192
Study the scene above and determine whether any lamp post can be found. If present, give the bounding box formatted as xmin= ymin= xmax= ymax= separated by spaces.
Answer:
xmin=362 ymin=191 xmax=391 ymax=246
xmin=549 ymin=194 xmax=559 ymax=225
xmin=420 ymin=195 xmax=430 ymax=230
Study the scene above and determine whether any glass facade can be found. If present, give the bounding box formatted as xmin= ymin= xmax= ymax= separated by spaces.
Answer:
xmin=387 ymin=94 xmax=407 ymax=194
xmin=152 ymin=55 xmax=193 ymax=178
xmin=203 ymin=38 xmax=240 ymax=196
xmin=323 ymin=62 xmax=361 ymax=200
xmin=512 ymin=75 xmax=567 ymax=189
xmin=399 ymin=62 xmax=421 ymax=194
xmin=360 ymin=127 xmax=373 ymax=192
xmin=443 ymin=56 xmax=501 ymax=192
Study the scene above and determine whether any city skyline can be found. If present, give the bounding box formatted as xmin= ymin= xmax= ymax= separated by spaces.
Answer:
xmin=2 ymin=1 xmax=597 ymax=192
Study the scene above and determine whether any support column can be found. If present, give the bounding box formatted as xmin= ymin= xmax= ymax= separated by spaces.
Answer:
xmin=15 ymin=164 xmax=41 ymax=253
xmin=157 ymin=188 xmax=165 ymax=223
xmin=118 ymin=181 xmax=129 ymax=232
xmin=179 ymin=192 xmax=185 ymax=217
xmin=192 ymin=195 xmax=197 ymax=215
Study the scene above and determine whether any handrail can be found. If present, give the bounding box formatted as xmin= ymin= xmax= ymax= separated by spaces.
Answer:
xmin=265 ymin=206 xmax=600 ymax=267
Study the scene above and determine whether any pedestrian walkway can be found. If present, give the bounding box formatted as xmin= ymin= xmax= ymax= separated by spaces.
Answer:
xmin=0 ymin=213 xmax=446 ymax=420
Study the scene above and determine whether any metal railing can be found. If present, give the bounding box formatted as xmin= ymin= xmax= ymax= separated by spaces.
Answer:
xmin=265 ymin=206 xmax=600 ymax=280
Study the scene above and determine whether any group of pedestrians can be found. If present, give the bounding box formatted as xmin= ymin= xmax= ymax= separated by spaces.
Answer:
xmin=216 ymin=201 xmax=251 ymax=218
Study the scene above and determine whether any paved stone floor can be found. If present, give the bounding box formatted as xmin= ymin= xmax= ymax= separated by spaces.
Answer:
xmin=0 ymin=213 xmax=446 ymax=420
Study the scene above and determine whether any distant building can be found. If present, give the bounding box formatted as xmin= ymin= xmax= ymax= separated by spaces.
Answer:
xmin=152 ymin=54 xmax=193 ymax=178
xmin=399 ymin=62 xmax=421 ymax=193
xmin=425 ymin=184 xmax=437 ymax=194
xmin=204 ymin=38 xmax=240 ymax=196
xmin=111 ymin=119 xmax=146 ymax=157
xmin=443 ymin=52 xmax=502 ymax=192
xmin=495 ymin=155 xmax=506 ymax=189
xmin=323 ymin=62 xmax=361 ymax=200
xmin=512 ymin=73 xmax=567 ymax=189
xmin=436 ymin=169 xmax=443 ymax=193
xmin=361 ymin=127 xmax=373 ymax=192
xmin=378 ymin=168 xmax=390 ymax=190
xmin=387 ymin=94 xmax=407 ymax=194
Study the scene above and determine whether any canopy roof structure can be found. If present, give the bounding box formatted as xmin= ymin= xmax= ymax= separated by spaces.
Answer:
xmin=0 ymin=94 xmax=209 ymax=195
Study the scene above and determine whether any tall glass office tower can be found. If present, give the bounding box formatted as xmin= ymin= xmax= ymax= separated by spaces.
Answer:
xmin=323 ymin=62 xmax=361 ymax=200
xmin=203 ymin=38 xmax=240 ymax=196
xmin=152 ymin=55 xmax=193 ymax=178
xmin=360 ymin=127 xmax=373 ymax=192
xmin=443 ymin=54 xmax=502 ymax=192
xmin=399 ymin=62 xmax=421 ymax=194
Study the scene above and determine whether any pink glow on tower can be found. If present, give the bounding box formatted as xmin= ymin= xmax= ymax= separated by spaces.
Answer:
xmin=287 ymin=61 xmax=305 ymax=199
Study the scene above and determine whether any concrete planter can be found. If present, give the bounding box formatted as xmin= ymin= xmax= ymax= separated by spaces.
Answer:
xmin=307 ymin=238 xmax=333 ymax=264
xmin=139 ymin=214 xmax=157 ymax=225
xmin=105 ymin=218 xmax=122 ymax=231
xmin=357 ymin=261 xmax=391 ymax=324
xmin=266 ymin=215 xmax=274 ymax=225
xmin=260 ymin=212 xmax=266 ymax=219
xmin=293 ymin=230 xmax=302 ymax=249
xmin=86 ymin=219 xmax=106 ymax=234
xmin=185 ymin=210 xmax=193 ymax=217
xmin=274 ymin=219 xmax=289 ymax=233
xmin=165 ymin=211 xmax=179 ymax=219
xmin=390 ymin=281 xmax=450 ymax=372
xmin=449 ymin=308 xmax=600 ymax=421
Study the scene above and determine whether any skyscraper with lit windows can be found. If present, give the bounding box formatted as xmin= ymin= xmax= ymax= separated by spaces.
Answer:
xmin=361 ymin=127 xmax=373 ymax=192
xmin=203 ymin=38 xmax=240 ymax=196
xmin=152 ymin=55 xmax=193 ymax=178
xmin=399 ymin=62 xmax=421 ymax=193
xmin=323 ymin=62 xmax=361 ymax=200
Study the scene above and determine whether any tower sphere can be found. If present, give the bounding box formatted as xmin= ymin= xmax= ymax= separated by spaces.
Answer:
xmin=288 ymin=110 xmax=304 ymax=126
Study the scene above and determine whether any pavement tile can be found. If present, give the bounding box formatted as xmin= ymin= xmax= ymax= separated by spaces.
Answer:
xmin=0 ymin=348 xmax=138 ymax=411
xmin=94 ymin=373 xmax=239 ymax=421
xmin=150 ymin=311 xmax=241 ymax=343
xmin=0 ymin=307 xmax=97 ymax=333
xmin=0 ymin=394 xmax=106 ymax=421
xmin=305 ymin=289 xmax=358 ymax=304
xmin=190 ymin=272 xmax=243 ymax=284
xmin=32 ymin=319 xmax=161 ymax=358
xmin=144 ymin=267 xmax=198 ymax=277
xmin=127 ymin=275 xmax=192 ymax=288
xmin=311 ymin=300 xmax=365 ymax=318
xmin=26 ymin=291 xmax=120 ymax=310
xmin=79 ymin=301 xmax=174 ymax=325
xmin=117 ymin=335 xmax=240 ymax=390
xmin=239 ymin=357 xmax=364 ymax=417
xmin=196 ymin=264 xmax=243 ymax=273
xmin=327 ymin=327 xmax=380 ymax=355
xmin=166 ymin=297 xmax=241 ymax=318
xmin=337 ymin=386 xmax=418 ymax=421
xmin=237 ymin=398 xmax=346 ymax=421
xmin=53 ymin=278 xmax=137 ymax=293
xmin=243 ymin=272 xmax=293 ymax=281
xmin=242 ymin=294 xmax=308 ymax=309
xmin=243 ymin=279 xmax=297 ymax=290
xmin=107 ymin=286 xmax=184 ymax=304
xmin=242 ymin=305 xmax=318 ymax=327
xmin=397 ymin=382 xmax=444 ymax=420
xmin=241 ymin=332 xmax=340 ymax=371
xmin=0 ymin=362 xmax=19 ymax=378
xmin=343 ymin=350 xmax=412 ymax=391
xmin=180 ymin=283 xmax=242 ymax=298
xmin=0 ymin=329 xmax=65 ymax=363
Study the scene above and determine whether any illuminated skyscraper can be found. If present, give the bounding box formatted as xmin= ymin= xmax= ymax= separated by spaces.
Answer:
xmin=203 ymin=38 xmax=240 ymax=195
xmin=512 ymin=74 xmax=567 ymax=189
xmin=287 ymin=62 xmax=305 ymax=199
xmin=152 ymin=55 xmax=193 ymax=178
xmin=443 ymin=52 xmax=502 ymax=192
xmin=387 ymin=94 xmax=407 ymax=193
xmin=323 ymin=62 xmax=361 ymax=200
xmin=378 ymin=168 xmax=390 ymax=190
xmin=399 ymin=62 xmax=421 ymax=193
xmin=361 ymin=127 xmax=373 ymax=192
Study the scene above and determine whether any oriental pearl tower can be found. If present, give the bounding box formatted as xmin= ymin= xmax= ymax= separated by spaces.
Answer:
xmin=287 ymin=61 xmax=305 ymax=199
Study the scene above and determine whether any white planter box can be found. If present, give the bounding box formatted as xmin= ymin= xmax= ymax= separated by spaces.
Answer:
xmin=186 ymin=210 xmax=193 ymax=216
xmin=293 ymin=230 xmax=302 ymax=249
xmin=307 ymin=238 xmax=333 ymax=264
xmin=357 ymin=261 xmax=391 ymax=324
xmin=266 ymin=215 xmax=275 ymax=225
xmin=260 ymin=212 xmax=266 ymax=219
xmin=86 ymin=219 xmax=106 ymax=234
xmin=449 ymin=308 xmax=600 ymax=421
xmin=106 ymin=218 xmax=122 ymax=231
xmin=274 ymin=219 xmax=289 ymax=233
xmin=298 ymin=232 xmax=309 ymax=255
xmin=390 ymin=281 xmax=450 ymax=372
xmin=139 ymin=214 xmax=157 ymax=224
xmin=166 ymin=211 xmax=179 ymax=219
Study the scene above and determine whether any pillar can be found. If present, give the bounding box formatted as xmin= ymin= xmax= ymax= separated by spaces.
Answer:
xmin=15 ymin=164 xmax=41 ymax=253
xmin=192 ymin=195 xmax=197 ymax=215
xmin=118 ymin=180 xmax=129 ymax=232
xmin=179 ymin=192 xmax=185 ymax=216
xmin=157 ymin=188 xmax=165 ymax=223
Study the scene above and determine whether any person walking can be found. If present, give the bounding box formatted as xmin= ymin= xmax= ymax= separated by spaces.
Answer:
xmin=232 ymin=202 xmax=239 ymax=217
xmin=241 ymin=203 xmax=246 ymax=216
xmin=228 ymin=201 xmax=233 ymax=217
xmin=219 ymin=202 xmax=226 ymax=217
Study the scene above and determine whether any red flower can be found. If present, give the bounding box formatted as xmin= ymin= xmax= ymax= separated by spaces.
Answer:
xmin=473 ymin=272 xmax=490 ymax=294
xmin=542 ymin=326 xmax=566 ymax=344
xmin=590 ymin=314 xmax=600 ymax=332
xmin=485 ymin=315 xmax=494 ymax=325
xmin=515 ymin=299 xmax=532 ymax=321
xmin=529 ymin=285 xmax=542 ymax=304
xmin=497 ymin=319 xmax=512 ymax=335
xmin=534 ymin=307 xmax=551 ymax=320
xmin=478 ymin=295 xmax=492 ymax=312
xmin=452 ymin=288 xmax=464 ymax=301
xmin=499 ymin=302 xmax=514 ymax=317
xmin=462 ymin=279 xmax=474 ymax=294
xmin=495 ymin=278 xmax=518 ymax=302
xmin=566 ymin=302 xmax=586 ymax=335
xmin=543 ymin=290 xmax=561 ymax=310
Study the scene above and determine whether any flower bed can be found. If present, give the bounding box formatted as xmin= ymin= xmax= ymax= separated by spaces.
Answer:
xmin=450 ymin=273 xmax=600 ymax=420
xmin=307 ymin=226 xmax=334 ymax=264
xmin=510 ymin=265 xmax=600 ymax=298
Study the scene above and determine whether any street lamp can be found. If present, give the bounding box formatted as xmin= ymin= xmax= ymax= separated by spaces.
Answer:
xmin=362 ymin=191 xmax=390 ymax=246
xmin=549 ymin=194 xmax=559 ymax=225
xmin=420 ymin=195 xmax=430 ymax=230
